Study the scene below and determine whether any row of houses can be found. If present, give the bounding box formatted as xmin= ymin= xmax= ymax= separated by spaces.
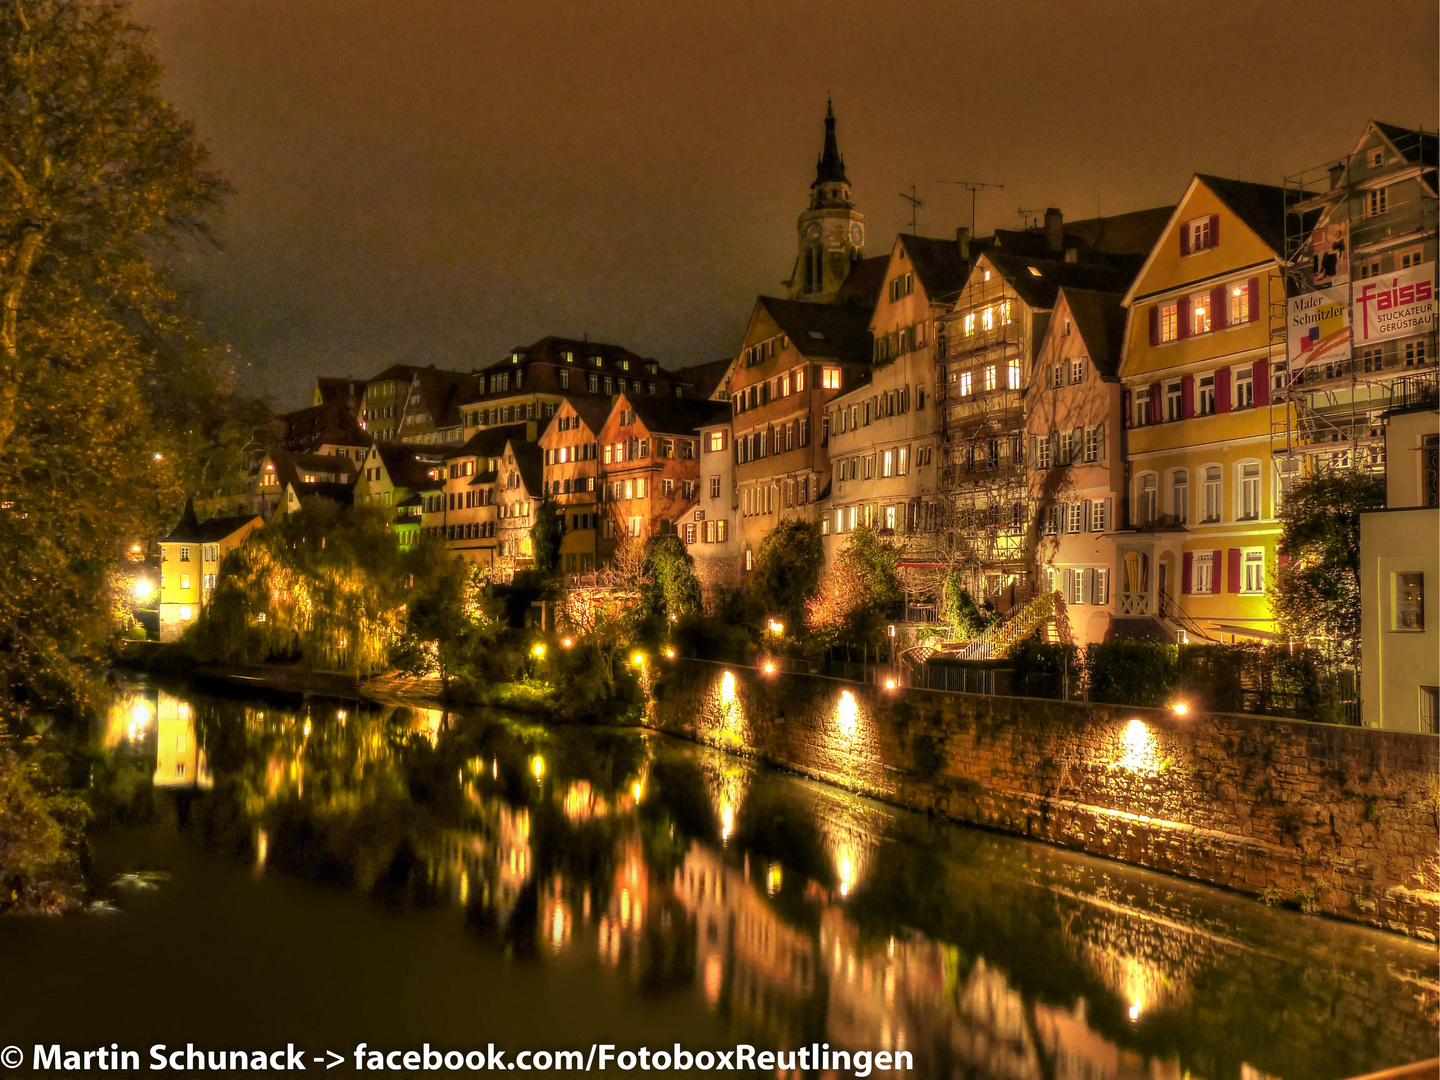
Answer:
xmin=163 ymin=110 xmax=1437 ymax=729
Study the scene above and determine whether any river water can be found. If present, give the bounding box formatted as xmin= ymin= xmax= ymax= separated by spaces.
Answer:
xmin=0 ymin=675 xmax=1434 ymax=1079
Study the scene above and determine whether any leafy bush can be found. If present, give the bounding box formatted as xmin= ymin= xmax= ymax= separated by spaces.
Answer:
xmin=1084 ymin=640 xmax=1178 ymax=706
xmin=0 ymin=730 xmax=88 ymax=914
xmin=1010 ymin=636 xmax=1078 ymax=700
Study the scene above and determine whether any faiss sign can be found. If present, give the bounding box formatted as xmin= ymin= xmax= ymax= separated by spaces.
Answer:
xmin=1351 ymin=262 xmax=1436 ymax=345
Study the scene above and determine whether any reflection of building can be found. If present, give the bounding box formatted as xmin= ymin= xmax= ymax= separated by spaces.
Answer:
xmin=1360 ymin=405 xmax=1440 ymax=730
xmin=153 ymin=691 xmax=212 ymax=789
xmin=674 ymin=845 xmax=817 ymax=1047
xmin=158 ymin=501 xmax=262 ymax=642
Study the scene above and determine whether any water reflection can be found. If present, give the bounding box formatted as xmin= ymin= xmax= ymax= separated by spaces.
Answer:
xmin=93 ymin=679 xmax=1437 ymax=1080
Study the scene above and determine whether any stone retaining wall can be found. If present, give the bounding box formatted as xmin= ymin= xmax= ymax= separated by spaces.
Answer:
xmin=645 ymin=659 xmax=1440 ymax=939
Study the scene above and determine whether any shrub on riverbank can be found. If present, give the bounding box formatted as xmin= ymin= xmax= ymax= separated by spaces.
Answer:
xmin=0 ymin=730 xmax=88 ymax=914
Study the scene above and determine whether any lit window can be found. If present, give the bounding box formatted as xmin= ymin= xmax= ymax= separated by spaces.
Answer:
xmin=963 ymin=313 xmax=976 ymax=336
xmin=1160 ymin=303 xmax=1179 ymax=342
xmin=1027 ymin=266 xmax=1042 ymax=277
xmin=1230 ymin=284 xmax=1250 ymax=324
xmin=1192 ymin=293 xmax=1212 ymax=335
xmin=822 ymin=367 xmax=841 ymax=390
xmin=1395 ymin=572 xmax=1426 ymax=631
xmin=179 ymin=605 xmax=192 ymax=621
xmin=1007 ymin=359 xmax=1022 ymax=389
xmin=1000 ymin=301 xmax=1011 ymax=324
xmin=983 ymin=366 xmax=997 ymax=392
xmin=959 ymin=371 xmax=973 ymax=397
xmin=982 ymin=307 xmax=994 ymax=331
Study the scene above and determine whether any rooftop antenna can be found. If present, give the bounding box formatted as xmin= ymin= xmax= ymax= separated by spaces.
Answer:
xmin=1017 ymin=207 xmax=1043 ymax=230
xmin=899 ymin=185 xmax=922 ymax=233
xmin=937 ymin=179 xmax=1003 ymax=235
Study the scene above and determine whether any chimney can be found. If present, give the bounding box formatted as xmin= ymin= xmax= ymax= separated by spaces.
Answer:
xmin=1044 ymin=208 xmax=1064 ymax=253
xmin=955 ymin=226 xmax=971 ymax=258
xmin=1328 ymin=162 xmax=1346 ymax=190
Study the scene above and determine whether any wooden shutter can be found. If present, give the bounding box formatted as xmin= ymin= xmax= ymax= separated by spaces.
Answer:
xmin=1247 ymin=277 xmax=1259 ymax=321
xmin=1253 ymin=360 xmax=1270 ymax=406
xmin=1149 ymin=305 xmax=1160 ymax=346
xmin=1211 ymin=285 xmax=1228 ymax=330
xmin=1148 ymin=382 xmax=1163 ymax=424
xmin=1178 ymin=296 xmax=1192 ymax=339
xmin=1181 ymin=374 xmax=1196 ymax=419
xmin=1122 ymin=390 xmax=1132 ymax=429
xmin=1181 ymin=552 xmax=1193 ymax=594
xmin=1179 ymin=224 xmax=1191 ymax=256
xmin=1082 ymin=567 xmax=1096 ymax=605
xmin=1208 ymin=214 xmax=1220 ymax=247
xmin=1216 ymin=368 xmax=1232 ymax=412
xmin=1096 ymin=422 xmax=1105 ymax=460
xmin=1227 ymin=548 xmax=1242 ymax=593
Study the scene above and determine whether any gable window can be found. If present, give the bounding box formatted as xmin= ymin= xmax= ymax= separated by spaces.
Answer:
xmin=1160 ymin=303 xmax=1179 ymax=343
xmin=1070 ymin=358 xmax=1086 ymax=384
xmin=1186 ymin=216 xmax=1216 ymax=253
xmin=1367 ymin=147 xmax=1384 ymax=168
xmin=1365 ymin=187 xmax=1388 ymax=217
xmin=1192 ymin=293 xmax=1212 ymax=335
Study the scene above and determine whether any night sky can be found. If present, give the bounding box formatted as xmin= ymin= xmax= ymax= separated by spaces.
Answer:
xmin=130 ymin=0 xmax=1438 ymax=409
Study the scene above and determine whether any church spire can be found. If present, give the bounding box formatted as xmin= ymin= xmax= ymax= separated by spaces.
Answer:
xmin=813 ymin=98 xmax=848 ymax=188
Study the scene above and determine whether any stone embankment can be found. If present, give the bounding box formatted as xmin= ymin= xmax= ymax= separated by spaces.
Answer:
xmin=646 ymin=658 xmax=1440 ymax=939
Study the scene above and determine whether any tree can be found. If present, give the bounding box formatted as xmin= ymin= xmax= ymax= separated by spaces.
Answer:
xmin=749 ymin=519 xmax=824 ymax=634
xmin=1273 ymin=467 xmax=1385 ymax=665
xmin=640 ymin=535 xmax=703 ymax=632
xmin=0 ymin=1 xmax=240 ymax=721
xmin=942 ymin=568 xmax=990 ymax=641
xmin=401 ymin=558 xmax=504 ymax=694
xmin=529 ymin=493 xmax=564 ymax=576
xmin=806 ymin=527 xmax=903 ymax=647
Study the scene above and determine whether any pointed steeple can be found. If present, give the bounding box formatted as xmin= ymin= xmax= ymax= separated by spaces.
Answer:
xmin=813 ymin=98 xmax=848 ymax=188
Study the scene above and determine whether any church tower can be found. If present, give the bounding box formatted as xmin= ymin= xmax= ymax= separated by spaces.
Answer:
xmin=787 ymin=101 xmax=865 ymax=302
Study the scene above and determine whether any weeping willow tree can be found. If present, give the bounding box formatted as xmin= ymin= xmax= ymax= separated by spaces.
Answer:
xmin=195 ymin=501 xmax=420 ymax=676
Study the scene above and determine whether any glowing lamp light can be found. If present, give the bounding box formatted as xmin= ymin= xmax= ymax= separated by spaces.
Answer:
xmin=887 ymin=624 xmax=896 ymax=638
xmin=336 ymin=709 xmax=347 ymax=721
xmin=884 ymin=678 xmax=896 ymax=691
xmin=630 ymin=651 xmax=645 ymax=667
xmin=663 ymin=646 xmax=675 ymax=658
xmin=152 ymin=453 xmax=163 ymax=462
xmin=763 ymin=660 xmax=775 ymax=675
xmin=767 ymin=618 xmax=784 ymax=634
xmin=302 ymin=720 xmax=312 ymax=737
xmin=531 ymin=643 xmax=546 ymax=658
xmin=1171 ymin=701 xmax=1189 ymax=716
xmin=766 ymin=863 xmax=783 ymax=896
xmin=720 ymin=671 xmax=736 ymax=704
xmin=531 ymin=755 xmax=545 ymax=781
xmin=130 ymin=543 xmax=142 ymax=553
xmin=1129 ymin=999 xmax=1143 ymax=1022
xmin=1120 ymin=718 xmax=1156 ymax=771
xmin=632 ymin=781 xmax=644 ymax=802
xmin=132 ymin=578 xmax=154 ymax=600
xmin=837 ymin=690 xmax=858 ymax=735
xmin=561 ymin=637 xmax=573 ymax=648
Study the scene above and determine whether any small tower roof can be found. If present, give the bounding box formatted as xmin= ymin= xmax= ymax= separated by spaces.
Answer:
xmin=812 ymin=99 xmax=848 ymax=187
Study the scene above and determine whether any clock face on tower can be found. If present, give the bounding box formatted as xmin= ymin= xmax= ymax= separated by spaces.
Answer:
xmin=804 ymin=222 xmax=821 ymax=240
xmin=850 ymin=222 xmax=864 ymax=247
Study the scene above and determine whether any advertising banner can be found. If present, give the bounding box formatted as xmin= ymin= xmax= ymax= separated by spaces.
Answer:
xmin=1310 ymin=220 xmax=1349 ymax=286
xmin=1352 ymin=263 xmax=1436 ymax=346
xmin=1287 ymin=284 xmax=1350 ymax=369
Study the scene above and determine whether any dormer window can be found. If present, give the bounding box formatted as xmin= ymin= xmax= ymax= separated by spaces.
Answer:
xmin=590 ymin=356 xmax=602 ymax=368
xmin=1183 ymin=216 xmax=1217 ymax=254
xmin=511 ymin=352 xmax=521 ymax=363
xmin=1367 ymin=148 xmax=1384 ymax=168
xmin=562 ymin=350 xmax=574 ymax=363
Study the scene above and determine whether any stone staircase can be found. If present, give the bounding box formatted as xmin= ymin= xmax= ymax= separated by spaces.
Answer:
xmin=955 ymin=591 xmax=1058 ymax=661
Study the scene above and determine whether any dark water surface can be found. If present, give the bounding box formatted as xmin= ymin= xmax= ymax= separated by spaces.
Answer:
xmin=0 ymin=675 xmax=1434 ymax=1078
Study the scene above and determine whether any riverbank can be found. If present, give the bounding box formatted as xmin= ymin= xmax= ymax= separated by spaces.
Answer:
xmin=645 ymin=657 xmax=1440 ymax=941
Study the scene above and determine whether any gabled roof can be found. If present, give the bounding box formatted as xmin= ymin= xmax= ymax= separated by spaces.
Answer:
xmin=287 ymin=481 xmax=355 ymax=507
xmin=164 ymin=501 xmax=261 ymax=544
xmin=506 ymin=440 xmax=544 ymax=498
xmin=1055 ymin=287 xmax=1129 ymax=378
xmin=555 ymin=397 xmax=614 ymax=439
xmin=451 ymin=422 xmax=531 ymax=461
xmin=410 ymin=367 xmax=479 ymax=429
xmin=629 ymin=396 xmax=731 ymax=437
xmin=982 ymin=252 xmax=1138 ymax=311
xmin=372 ymin=442 xmax=446 ymax=490
xmin=1371 ymin=121 xmax=1438 ymax=168
xmin=276 ymin=399 xmax=370 ymax=453
xmin=365 ymin=363 xmax=426 ymax=385
xmin=1194 ymin=174 xmax=1298 ymax=256
xmin=834 ymin=255 xmax=889 ymax=309
xmin=671 ymin=358 xmax=735 ymax=401
xmin=897 ymin=234 xmax=972 ymax=303
xmin=315 ymin=377 xmax=366 ymax=408
xmin=755 ymin=297 xmax=874 ymax=360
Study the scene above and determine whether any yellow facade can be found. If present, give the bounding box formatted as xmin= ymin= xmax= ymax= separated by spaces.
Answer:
xmin=1119 ymin=176 xmax=1295 ymax=642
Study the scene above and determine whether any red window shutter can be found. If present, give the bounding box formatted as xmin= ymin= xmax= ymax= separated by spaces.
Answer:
xmin=1210 ymin=286 xmax=1227 ymax=330
xmin=1122 ymin=389 xmax=1132 ymax=429
xmin=1208 ymin=214 xmax=1220 ymax=247
xmin=1181 ymin=552 xmax=1193 ymax=594
xmin=1247 ymin=277 xmax=1259 ymax=321
xmin=1149 ymin=305 xmax=1160 ymax=346
xmin=1148 ymin=382 xmax=1163 ymax=424
xmin=1178 ymin=296 xmax=1192 ymax=340
xmin=1278 ymin=552 xmax=1291 ymax=569
xmin=1216 ymin=368 xmax=1232 ymax=412
xmin=1253 ymin=360 xmax=1270 ymax=406
xmin=1180 ymin=225 xmax=1191 ymax=257
xmin=1226 ymin=548 xmax=1242 ymax=593
xmin=1181 ymin=374 xmax=1195 ymax=419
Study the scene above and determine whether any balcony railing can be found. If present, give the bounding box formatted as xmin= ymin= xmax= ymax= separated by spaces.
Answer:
xmin=1117 ymin=591 xmax=1148 ymax=616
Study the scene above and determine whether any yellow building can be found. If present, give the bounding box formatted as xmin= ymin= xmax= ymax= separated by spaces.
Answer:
xmin=1118 ymin=175 xmax=1302 ymax=642
xmin=158 ymin=501 xmax=263 ymax=641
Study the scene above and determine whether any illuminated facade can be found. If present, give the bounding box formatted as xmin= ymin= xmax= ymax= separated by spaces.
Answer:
xmin=157 ymin=502 xmax=263 ymax=642
xmin=1118 ymin=175 xmax=1300 ymax=642
xmin=786 ymin=102 xmax=867 ymax=303
xmin=352 ymin=441 xmax=447 ymax=549
xmin=538 ymin=398 xmax=609 ymax=576
xmin=417 ymin=423 xmax=532 ymax=566
xmin=674 ymin=415 xmax=742 ymax=603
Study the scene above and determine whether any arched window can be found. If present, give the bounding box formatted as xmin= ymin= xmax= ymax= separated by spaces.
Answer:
xmin=1170 ymin=468 xmax=1188 ymax=524
xmin=1136 ymin=472 xmax=1159 ymax=526
xmin=1237 ymin=459 xmax=1263 ymax=521
xmin=1201 ymin=465 xmax=1223 ymax=522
